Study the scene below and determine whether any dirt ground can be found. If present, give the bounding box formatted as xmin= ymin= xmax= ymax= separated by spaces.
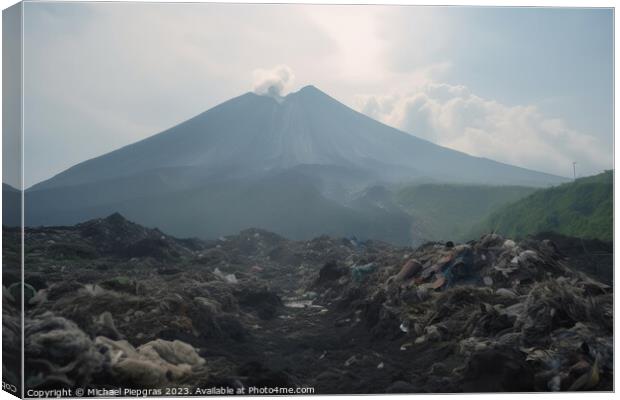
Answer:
xmin=2 ymin=214 xmax=613 ymax=394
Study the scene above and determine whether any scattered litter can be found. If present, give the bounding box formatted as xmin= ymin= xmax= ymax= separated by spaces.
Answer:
xmin=250 ymin=265 xmax=264 ymax=273
xmin=344 ymin=355 xmax=358 ymax=367
xmin=351 ymin=262 xmax=377 ymax=282
xmin=400 ymin=342 xmax=413 ymax=351
xmin=13 ymin=217 xmax=612 ymax=393
xmin=283 ymin=299 xmax=313 ymax=308
xmin=214 ymin=268 xmax=238 ymax=284
xmin=95 ymin=337 xmax=205 ymax=386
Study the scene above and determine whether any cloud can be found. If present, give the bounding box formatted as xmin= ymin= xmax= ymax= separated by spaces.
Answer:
xmin=357 ymin=83 xmax=611 ymax=177
xmin=252 ymin=65 xmax=295 ymax=98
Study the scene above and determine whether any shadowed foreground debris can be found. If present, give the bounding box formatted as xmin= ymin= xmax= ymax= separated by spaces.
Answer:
xmin=2 ymin=214 xmax=613 ymax=394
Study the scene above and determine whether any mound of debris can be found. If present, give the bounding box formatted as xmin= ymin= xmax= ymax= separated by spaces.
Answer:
xmin=309 ymin=233 xmax=612 ymax=392
xmin=26 ymin=213 xmax=202 ymax=261
xmin=5 ymin=215 xmax=613 ymax=394
xmin=533 ymin=232 xmax=613 ymax=285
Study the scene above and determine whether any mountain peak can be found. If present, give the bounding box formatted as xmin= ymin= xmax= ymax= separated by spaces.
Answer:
xmin=29 ymin=83 xmax=568 ymax=200
xmin=25 ymin=83 xmax=569 ymax=241
xmin=289 ymin=84 xmax=324 ymax=97
xmin=297 ymin=84 xmax=320 ymax=93
xmin=253 ymin=84 xmax=329 ymax=104
xmin=283 ymin=85 xmax=335 ymax=105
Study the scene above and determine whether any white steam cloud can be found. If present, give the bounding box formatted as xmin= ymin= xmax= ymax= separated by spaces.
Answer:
xmin=252 ymin=65 xmax=295 ymax=98
xmin=357 ymin=83 xmax=611 ymax=177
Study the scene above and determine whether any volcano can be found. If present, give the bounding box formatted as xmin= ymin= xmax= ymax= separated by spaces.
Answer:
xmin=24 ymin=85 xmax=567 ymax=243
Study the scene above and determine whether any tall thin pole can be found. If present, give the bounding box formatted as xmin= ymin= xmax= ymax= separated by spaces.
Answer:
xmin=572 ymin=162 xmax=577 ymax=180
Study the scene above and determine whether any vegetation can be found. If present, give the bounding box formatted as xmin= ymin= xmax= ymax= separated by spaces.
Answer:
xmin=395 ymin=183 xmax=536 ymax=241
xmin=474 ymin=170 xmax=613 ymax=241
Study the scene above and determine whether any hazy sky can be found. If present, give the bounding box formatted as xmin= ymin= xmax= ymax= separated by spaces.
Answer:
xmin=20 ymin=3 xmax=613 ymax=187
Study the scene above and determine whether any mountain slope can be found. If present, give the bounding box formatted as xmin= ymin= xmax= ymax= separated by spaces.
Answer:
xmin=475 ymin=171 xmax=613 ymax=241
xmin=31 ymin=86 xmax=565 ymax=192
xmin=26 ymin=170 xmax=414 ymax=244
xmin=25 ymin=85 xmax=568 ymax=243
xmin=2 ymin=183 xmax=20 ymax=227
xmin=394 ymin=183 xmax=537 ymax=241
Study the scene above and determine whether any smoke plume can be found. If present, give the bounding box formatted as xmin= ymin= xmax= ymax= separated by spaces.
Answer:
xmin=252 ymin=65 xmax=295 ymax=99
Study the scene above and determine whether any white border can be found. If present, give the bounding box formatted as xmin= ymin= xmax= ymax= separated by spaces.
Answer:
xmin=0 ymin=1 xmax=616 ymax=400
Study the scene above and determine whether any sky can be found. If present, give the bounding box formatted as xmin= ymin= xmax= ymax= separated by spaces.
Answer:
xmin=16 ymin=3 xmax=614 ymax=187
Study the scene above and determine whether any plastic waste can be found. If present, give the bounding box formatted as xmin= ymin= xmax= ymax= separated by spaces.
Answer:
xmin=351 ymin=262 xmax=377 ymax=282
xmin=8 ymin=282 xmax=37 ymax=305
xmin=214 ymin=268 xmax=238 ymax=284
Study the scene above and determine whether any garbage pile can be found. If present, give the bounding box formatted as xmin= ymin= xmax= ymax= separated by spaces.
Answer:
xmin=309 ymin=233 xmax=613 ymax=391
xmin=23 ymin=312 xmax=207 ymax=389
xmin=3 ymin=213 xmax=613 ymax=393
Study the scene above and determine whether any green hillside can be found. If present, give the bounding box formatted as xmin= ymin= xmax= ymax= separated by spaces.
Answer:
xmin=475 ymin=170 xmax=613 ymax=241
xmin=395 ymin=183 xmax=537 ymax=241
